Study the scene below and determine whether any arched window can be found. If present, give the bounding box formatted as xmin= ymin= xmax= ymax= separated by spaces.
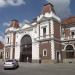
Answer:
xmin=20 ymin=35 xmax=32 ymax=62
xmin=66 ymin=45 xmax=74 ymax=58
xmin=43 ymin=49 xmax=47 ymax=56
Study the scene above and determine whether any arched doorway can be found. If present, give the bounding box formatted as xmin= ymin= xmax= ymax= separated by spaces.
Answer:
xmin=20 ymin=35 xmax=32 ymax=62
xmin=66 ymin=45 xmax=74 ymax=58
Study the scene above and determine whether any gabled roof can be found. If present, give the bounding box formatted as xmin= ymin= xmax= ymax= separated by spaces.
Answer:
xmin=22 ymin=23 xmax=31 ymax=29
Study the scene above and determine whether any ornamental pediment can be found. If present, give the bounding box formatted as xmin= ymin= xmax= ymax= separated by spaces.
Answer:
xmin=37 ymin=15 xmax=50 ymax=23
xmin=22 ymin=24 xmax=31 ymax=29
xmin=37 ymin=12 xmax=61 ymax=23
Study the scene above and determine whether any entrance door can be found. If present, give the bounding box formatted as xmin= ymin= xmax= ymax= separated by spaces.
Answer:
xmin=20 ymin=35 xmax=32 ymax=63
xmin=57 ymin=52 xmax=60 ymax=63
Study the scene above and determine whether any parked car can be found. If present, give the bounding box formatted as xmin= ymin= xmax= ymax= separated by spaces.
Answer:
xmin=3 ymin=59 xmax=19 ymax=69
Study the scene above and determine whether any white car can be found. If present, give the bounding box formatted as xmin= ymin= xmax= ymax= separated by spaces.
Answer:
xmin=3 ymin=59 xmax=19 ymax=69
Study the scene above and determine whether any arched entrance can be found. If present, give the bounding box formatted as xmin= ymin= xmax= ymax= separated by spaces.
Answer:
xmin=66 ymin=45 xmax=74 ymax=58
xmin=20 ymin=35 xmax=32 ymax=62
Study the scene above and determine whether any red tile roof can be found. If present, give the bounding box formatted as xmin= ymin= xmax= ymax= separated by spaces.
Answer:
xmin=0 ymin=41 xmax=4 ymax=49
xmin=63 ymin=16 xmax=75 ymax=25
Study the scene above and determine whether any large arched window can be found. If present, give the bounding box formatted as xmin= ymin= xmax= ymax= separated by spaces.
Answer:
xmin=20 ymin=35 xmax=32 ymax=62
xmin=66 ymin=45 xmax=74 ymax=58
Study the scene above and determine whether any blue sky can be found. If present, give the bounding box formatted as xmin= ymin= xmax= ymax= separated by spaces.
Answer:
xmin=0 ymin=0 xmax=75 ymax=42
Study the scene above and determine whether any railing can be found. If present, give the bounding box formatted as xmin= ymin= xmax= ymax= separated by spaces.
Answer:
xmin=61 ymin=36 xmax=75 ymax=41
xmin=36 ymin=35 xmax=51 ymax=41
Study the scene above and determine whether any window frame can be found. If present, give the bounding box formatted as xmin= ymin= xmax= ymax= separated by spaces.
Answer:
xmin=43 ymin=27 xmax=46 ymax=37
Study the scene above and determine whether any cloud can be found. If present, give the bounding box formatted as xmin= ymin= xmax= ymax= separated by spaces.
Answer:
xmin=3 ymin=21 xmax=22 ymax=28
xmin=0 ymin=0 xmax=25 ymax=7
xmin=3 ymin=22 xmax=10 ymax=27
xmin=0 ymin=0 xmax=6 ymax=7
xmin=0 ymin=32 xmax=4 ymax=43
xmin=7 ymin=0 xmax=25 ymax=6
xmin=0 ymin=36 xmax=4 ymax=42
xmin=46 ymin=0 xmax=71 ymax=19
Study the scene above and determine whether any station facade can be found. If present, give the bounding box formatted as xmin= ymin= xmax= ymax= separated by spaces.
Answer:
xmin=4 ymin=3 xmax=75 ymax=63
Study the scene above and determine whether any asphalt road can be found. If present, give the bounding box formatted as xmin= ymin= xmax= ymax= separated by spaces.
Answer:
xmin=0 ymin=62 xmax=75 ymax=75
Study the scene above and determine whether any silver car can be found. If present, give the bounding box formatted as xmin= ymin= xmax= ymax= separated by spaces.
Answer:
xmin=3 ymin=59 xmax=19 ymax=69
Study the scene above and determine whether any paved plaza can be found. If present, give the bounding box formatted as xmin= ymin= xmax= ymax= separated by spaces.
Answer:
xmin=0 ymin=61 xmax=75 ymax=75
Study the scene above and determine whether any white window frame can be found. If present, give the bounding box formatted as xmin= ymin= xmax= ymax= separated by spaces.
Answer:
xmin=43 ymin=49 xmax=47 ymax=56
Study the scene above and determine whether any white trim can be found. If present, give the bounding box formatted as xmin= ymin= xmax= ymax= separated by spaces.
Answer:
xmin=51 ymin=40 xmax=55 ymax=60
xmin=64 ymin=44 xmax=75 ymax=51
xmin=50 ymin=19 xmax=55 ymax=60
xmin=50 ymin=20 xmax=54 ymax=38
xmin=37 ymin=12 xmax=61 ymax=22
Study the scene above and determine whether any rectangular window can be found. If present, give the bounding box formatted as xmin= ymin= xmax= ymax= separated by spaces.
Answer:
xmin=43 ymin=27 xmax=46 ymax=37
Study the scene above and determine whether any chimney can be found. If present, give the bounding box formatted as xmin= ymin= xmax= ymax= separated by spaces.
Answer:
xmin=42 ymin=3 xmax=55 ymax=14
xmin=10 ymin=20 xmax=20 ymax=28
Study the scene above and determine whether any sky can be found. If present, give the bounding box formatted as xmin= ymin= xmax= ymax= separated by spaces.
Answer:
xmin=0 ymin=0 xmax=75 ymax=42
